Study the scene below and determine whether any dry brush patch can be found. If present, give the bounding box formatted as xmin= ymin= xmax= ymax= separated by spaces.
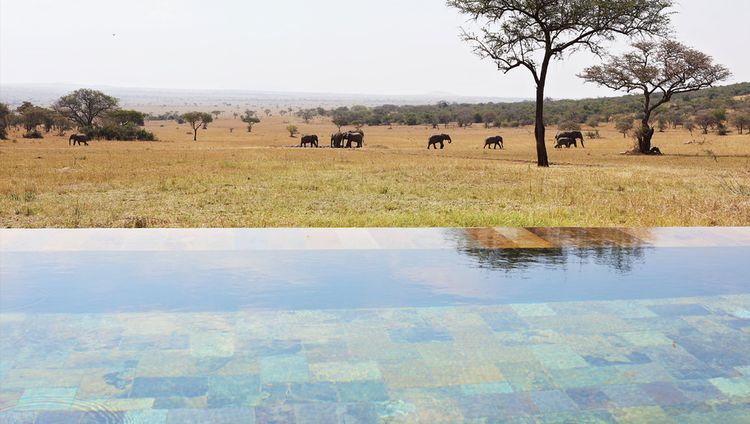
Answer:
xmin=1 ymin=116 xmax=749 ymax=228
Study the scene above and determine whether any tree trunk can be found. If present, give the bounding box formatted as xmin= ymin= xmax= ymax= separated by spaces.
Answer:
xmin=193 ymin=129 xmax=198 ymax=141
xmin=638 ymin=119 xmax=655 ymax=154
xmin=534 ymin=84 xmax=549 ymax=167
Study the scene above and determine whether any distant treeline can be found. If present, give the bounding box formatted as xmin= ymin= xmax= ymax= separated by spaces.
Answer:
xmin=299 ymin=82 xmax=750 ymax=134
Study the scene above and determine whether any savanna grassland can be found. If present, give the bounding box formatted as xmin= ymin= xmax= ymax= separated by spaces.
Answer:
xmin=1 ymin=114 xmax=749 ymax=228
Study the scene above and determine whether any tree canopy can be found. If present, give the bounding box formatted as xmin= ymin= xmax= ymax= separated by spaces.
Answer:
xmin=182 ymin=112 xmax=213 ymax=141
xmin=240 ymin=110 xmax=261 ymax=132
xmin=53 ymin=89 xmax=119 ymax=128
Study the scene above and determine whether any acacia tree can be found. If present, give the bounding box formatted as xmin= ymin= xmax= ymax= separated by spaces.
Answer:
xmin=240 ymin=110 xmax=261 ymax=132
xmin=53 ymin=89 xmax=119 ymax=129
xmin=448 ymin=0 xmax=673 ymax=167
xmin=0 ymin=103 xmax=11 ymax=139
xmin=580 ymin=40 xmax=730 ymax=154
xmin=182 ymin=112 xmax=213 ymax=141
xmin=731 ymin=112 xmax=750 ymax=135
xmin=615 ymin=117 xmax=634 ymax=138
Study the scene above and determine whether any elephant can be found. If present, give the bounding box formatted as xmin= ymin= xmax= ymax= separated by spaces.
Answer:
xmin=331 ymin=132 xmax=345 ymax=148
xmin=428 ymin=134 xmax=452 ymax=149
xmin=300 ymin=134 xmax=319 ymax=148
xmin=484 ymin=136 xmax=504 ymax=149
xmin=69 ymin=134 xmax=89 ymax=146
xmin=556 ymin=131 xmax=585 ymax=148
xmin=343 ymin=130 xmax=364 ymax=148
xmin=554 ymin=137 xmax=577 ymax=149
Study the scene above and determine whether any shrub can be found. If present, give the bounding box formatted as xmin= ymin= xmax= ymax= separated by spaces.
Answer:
xmin=86 ymin=123 xmax=156 ymax=141
xmin=558 ymin=121 xmax=581 ymax=131
xmin=716 ymin=123 xmax=729 ymax=136
xmin=22 ymin=130 xmax=43 ymax=139
xmin=585 ymin=130 xmax=601 ymax=139
xmin=286 ymin=125 xmax=299 ymax=137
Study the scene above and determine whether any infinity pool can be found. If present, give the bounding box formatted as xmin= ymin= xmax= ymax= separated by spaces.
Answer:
xmin=1 ymin=228 xmax=749 ymax=423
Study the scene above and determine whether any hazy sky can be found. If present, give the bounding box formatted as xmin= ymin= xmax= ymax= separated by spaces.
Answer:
xmin=1 ymin=0 xmax=747 ymax=99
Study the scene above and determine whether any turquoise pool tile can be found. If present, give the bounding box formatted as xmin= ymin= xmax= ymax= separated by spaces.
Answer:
xmin=530 ymin=390 xmax=578 ymax=413
xmin=238 ymin=339 xmax=303 ymax=357
xmin=0 ymin=390 xmax=22 ymax=410
xmin=340 ymin=402 xmax=382 ymax=424
xmin=583 ymin=351 xmax=651 ymax=367
xmin=674 ymin=380 xmax=726 ymax=402
xmin=649 ymin=304 xmax=711 ymax=317
xmin=34 ymin=411 xmax=83 ymax=423
xmin=294 ymin=403 xmax=339 ymax=424
xmin=0 ymin=411 xmax=37 ymax=424
xmin=336 ymin=381 xmax=389 ymax=402
xmin=600 ymin=385 xmax=654 ymax=407
xmin=207 ymin=375 xmax=261 ymax=408
xmin=254 ymin=404 xmax=295 ymax=424
xmin=309 ymin=361 xmax=381 ymax=382
xmin=389 ymin=325 xmax=453 ymax=343
xmin=124 ymin=410 xmax=169 ymax=424
xmin=566 ymin=387 xmax=610 ymax=410
xmin=497 ymin=362 xmax=558 ymax=392
xmin=530 ymin=345 xmax=588 ymax=370
xmin=461 ymin=382 xmax=514 ymax=396
xmin=639 ymin=382 xmax=691 ymax=406
xmin=90 ymin=410 xmax=132 ymax=424
xmin=709 ymin=377 xmax=750 ymax=397
xmin=457 ymin=393 xmax=539 ymax=419
xmin=259 ymin=355 xmax=309 ymax=384
xmin=512 ymin=303 xmax=557 ymax=317
xmin=609 ymin=406 xmax=676 ymax=423
xmin=619 ymin=331 xmax=674 ymax=347
xmin=535 ymin=410 xmax=616 ymax=423
xmin=604 ymin=301 xmax=659 ymax=319
xmin=130 ymin=377 xmax=208 ymax=398
xmin=166 ymin=408 xmax=255 ymax=424
xmin=262 ymin=382 xmax=338 ymax=404
xmin=189 ymin=332 xmax=235 ymax=358
xmin=480 ymin=311 xmax=528 ymax=332
xmin=15 ymin=387 xmax=77 ymax=411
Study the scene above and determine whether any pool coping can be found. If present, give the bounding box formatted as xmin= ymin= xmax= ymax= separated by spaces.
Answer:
xmin=2 ymin=227 xmax=749 ymax=251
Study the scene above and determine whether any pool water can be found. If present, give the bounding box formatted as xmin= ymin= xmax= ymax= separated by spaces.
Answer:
xmin=1 ymin=228 xmax=749 ymax=423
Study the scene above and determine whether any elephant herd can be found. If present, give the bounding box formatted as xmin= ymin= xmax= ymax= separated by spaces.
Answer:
xmin=299 ymin=130 xmax=366 ymax=148
xmin=298 ymin=131 xmax=588 ymax=150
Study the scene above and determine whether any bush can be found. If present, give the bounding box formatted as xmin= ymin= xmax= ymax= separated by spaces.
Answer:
xmin=86 ymin=123 xmax=156 ymax=141
xmin=22 ymin=130 xmax=43 ymax=139
xmin=585 ymin=130 xmax=601 ymax=139
xmin=558 ymin=121 xmax=581 ymax=131
xmin=716 ymin=123 xmax=729 ymax=136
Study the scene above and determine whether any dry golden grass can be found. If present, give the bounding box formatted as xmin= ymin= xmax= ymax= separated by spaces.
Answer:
xmin=1 ymin=114 xmax=749 ymax=228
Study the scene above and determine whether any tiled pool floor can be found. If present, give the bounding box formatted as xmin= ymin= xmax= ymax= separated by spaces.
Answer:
xmin=1 ymin=228 xmax=750 ymax=423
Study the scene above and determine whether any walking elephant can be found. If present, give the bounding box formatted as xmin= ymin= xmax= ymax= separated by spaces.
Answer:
xmin=556 ymin=131 xmax=585 ymax=148
xmin=428 ymin=134 xmax=452 ymax=149
xmin=554 ymin=137 xmax=577 ymax=148
xmin=484 ymin=136 xmax=504 ymax=149
xmin=343 ymin=130 xmax=364 ymax=148
xmin=69 ymin=134 xmax=89 ymax=146
xmin=300 ymin=134 xmax=319 ymax=148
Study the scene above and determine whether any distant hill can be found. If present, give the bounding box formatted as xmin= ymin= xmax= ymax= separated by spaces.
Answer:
xmin=0 ymin=84 xmax=526 ymax=109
